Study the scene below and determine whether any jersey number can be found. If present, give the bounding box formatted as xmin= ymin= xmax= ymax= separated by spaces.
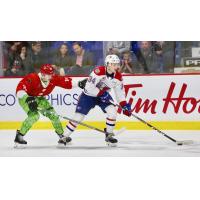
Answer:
xmin=88 ymin=76 xmax=96 ymax=84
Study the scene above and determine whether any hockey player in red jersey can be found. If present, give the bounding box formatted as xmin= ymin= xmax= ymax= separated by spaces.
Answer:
xmin=59 ymin=55 xmax=132 ymax=146
xmin=15 ymin=64 xmax=86 ymax=147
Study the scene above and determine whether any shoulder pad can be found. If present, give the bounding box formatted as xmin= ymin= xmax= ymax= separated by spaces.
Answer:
xmin=25 ymin=73 xmax=38 ymax=83
xmin=114 ymin=71 xmax=123 ymax=81
xmin=93 ymin=66 xmax=106 ymax=76
xmin=29 ymin=73 xmax=38 ymax=79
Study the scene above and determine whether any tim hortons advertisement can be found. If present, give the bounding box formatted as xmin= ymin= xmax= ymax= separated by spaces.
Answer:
xmin=0 ymin=74 xmax=200 ymax=123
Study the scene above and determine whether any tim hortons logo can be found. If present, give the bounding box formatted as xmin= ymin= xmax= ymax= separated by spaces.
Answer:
xmin=118 ymin=82 xmax=200 ymax=114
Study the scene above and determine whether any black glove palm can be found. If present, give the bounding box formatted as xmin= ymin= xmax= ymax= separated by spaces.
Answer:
xmin=26 ymin=96 xmax=38 ymax=112
xmin=78 ymin=78 xmax=87 ymax=89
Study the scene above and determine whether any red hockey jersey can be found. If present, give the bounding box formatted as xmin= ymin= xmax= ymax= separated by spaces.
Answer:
xmin=16 ymin=73 xmax=72 ymax=97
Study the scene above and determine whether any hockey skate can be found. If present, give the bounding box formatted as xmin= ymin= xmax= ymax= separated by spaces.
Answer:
xmin=14 ymin=130 xmax=27 ymax=148
xmin=57 ymin=135 xmax=72 ymax=147
xmin=104 ymin=128 xmax=118 ymax=147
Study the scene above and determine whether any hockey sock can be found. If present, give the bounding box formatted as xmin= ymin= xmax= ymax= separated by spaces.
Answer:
xmin=64 ymin=112 xmax=85 ymax=137
xmin=105 ymin=105 xmax=117 ymax=133
xmin=106 ymin=117 xmax=116 ymax=133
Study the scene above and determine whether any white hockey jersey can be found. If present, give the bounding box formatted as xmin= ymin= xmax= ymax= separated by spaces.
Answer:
xmin=83 ymin=66 xmax=126 ymax=103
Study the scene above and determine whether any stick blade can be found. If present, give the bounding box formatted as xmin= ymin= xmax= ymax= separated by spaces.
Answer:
xmin=176 ymin=140 xmax=194 ymax=145
xmin=114 ymin=127 xmax=126 ymax=136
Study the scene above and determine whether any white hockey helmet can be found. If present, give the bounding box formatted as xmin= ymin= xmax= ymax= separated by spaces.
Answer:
xmin=105 ymin=54 xmax=120 ymax=66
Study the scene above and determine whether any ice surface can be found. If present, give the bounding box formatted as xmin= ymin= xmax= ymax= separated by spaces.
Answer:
xmin=0 ymin=130 xmax=200 ymax=157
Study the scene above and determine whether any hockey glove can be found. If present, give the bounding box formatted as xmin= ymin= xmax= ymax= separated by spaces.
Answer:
xmin=120 ymin=101 xmax=132 ymax=117
xmin=99 ymin=91 xmax=112 ymax=103
xmin=26 ymin=96 xmax=38 ymax=112
xmin=78 ymin=78 xmax=87 ymax=89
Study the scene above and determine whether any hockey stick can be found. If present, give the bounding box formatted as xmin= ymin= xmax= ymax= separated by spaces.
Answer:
xmin=39 ymin=108 xmax=126 ymax=136
xmin=110 ymin=102 xmax=193 ymax=146
xmin=57 ymin=114 xmax=126 ymax=136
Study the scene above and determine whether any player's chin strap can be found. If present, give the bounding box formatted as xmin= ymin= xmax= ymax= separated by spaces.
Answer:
xmin=38 ymin=108 xmax=126 ymax=136
xmin=110 ymin=101 xmax=193 ymax=146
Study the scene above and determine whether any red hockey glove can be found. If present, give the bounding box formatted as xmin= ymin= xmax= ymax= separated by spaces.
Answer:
xmin=119 ymin=101 xmax=132 ymax=117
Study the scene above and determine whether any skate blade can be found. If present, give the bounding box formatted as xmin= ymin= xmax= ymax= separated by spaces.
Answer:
xmin=14 ymin=143 xmax=27 ymax=149
xmin=176 ymin=140 xmax=194 ymax=145
xmin=57 ymin=142 xmax=72 ymax=148
xmin=106 ymin=142 xmax=117 ymax=147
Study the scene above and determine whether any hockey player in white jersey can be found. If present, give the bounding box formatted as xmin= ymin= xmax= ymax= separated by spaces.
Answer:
xmin=59 ymin=54 xmax=132 ymax=145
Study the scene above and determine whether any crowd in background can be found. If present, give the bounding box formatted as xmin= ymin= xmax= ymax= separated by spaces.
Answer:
xmin=1 ymin=41 xmax=200 ymax=77
xmin=2 ymin=41 xmax=99 ymax=77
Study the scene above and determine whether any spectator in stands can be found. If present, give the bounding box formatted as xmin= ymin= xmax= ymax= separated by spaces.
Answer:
xmin=120 ymin=51 xmax=134 ymax=74
xmin=104 ymin=41 xmax=131 ymax=57
xmin=25 ymin=42 xmax=47 ymax=73
xmin=9 ymin=42 xmax=22 ymax=52
xmin=137 ymin=41 xmax=160 ymax=73
xmin=4 ymin=42 xmax=31 ymax=76
xmin=4 ymin=42 xmax=22 ymax=76
xmin=72 ymin=42 xmax=94 ymax=67
xmin=10 ymin=45 xmax=29 ymax=76
xmin=71 ymin=42 xmax=94 ymax=75
xmin=131 ymin=41 xmax=149 ymax=73
xmin=152 ymin=41 xmax=175 ymax=73
xmin=52 ymin=43 xmax=73 ymax=75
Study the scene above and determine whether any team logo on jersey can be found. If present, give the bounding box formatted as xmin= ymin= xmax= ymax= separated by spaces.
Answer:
xmin=22 ymin=85 xmax=27 ymax=90
xmin=65 ymin=78 xmax=69 ymax=82
xmin=94 ymin=68 xmax=100 ymax=74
